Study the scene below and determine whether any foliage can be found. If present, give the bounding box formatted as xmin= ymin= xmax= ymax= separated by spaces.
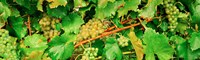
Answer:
xmin=0 ymin=0 xmax=200 ymax=60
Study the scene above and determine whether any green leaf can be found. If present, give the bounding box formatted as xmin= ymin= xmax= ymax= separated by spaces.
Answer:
xmin=170 ymin=35 xmax=186 ymax=44
xmin=95 ymin=1 xmax=124 ymax=20
xmin=112 ymin=16 xmax=123 ymax=28
xmin=160 ymin=21 xmax=168 ymax=31
xmin=74 ymin=0 xmax=88 ymax=8
xmin=20 ymin=34 xmax=48 ymax=59
xmin=0 ymin=2 xmax=11 ymax=28
xmin=37 ymin=0 xmax=44 ymax=12
xmin=47 ymin=33 xmax=75 ymax=60
xmin=8 ymin=16 xmax=27 ymax=39
xmin=10 ymin=7 xmax=20 ymax=17
xmin=24 ymin=34 xmax=47 ymax=49
xmin=177 ymin=41 xmax=200 ymax=60
xmin=103 ymin=38 xmax=122 ymax=60
xmin=98 ymin=0 xmax=115 ymax=8
xmin=61 ymin=13 xmax=84 ymax=34
xmin=47 ymin=6 xmax=69 ymax=18
xmin=143 ymin=28 xmax=174 ymax=60
xmin=117 ymin=0 xmax=141 ymax=17
xmin=139 ymin=0 xmax=163 ymax=18
xmin=15 ymin=0 xmax=31 ymax=9
xmin=47 ymin=0 xmax=67 ymax=8
xmin=189 ymin=32 xmax=200 ymax=51
xmin=184 ymin=1 xmax=200 ymax=23
xmin=176 ymin=22 xmax=188 ymax=34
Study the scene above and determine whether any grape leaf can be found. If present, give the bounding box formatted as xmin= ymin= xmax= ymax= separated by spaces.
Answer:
xmin=37 ymin=0 xmax=44 ymax=12
xmin=10 ymin=7 xmax=20 ymax=17
xmin=117 ymin=0 xmax=141 ymax=17
xmin=102 ymin=38 xmax=122 ymax=60
xmin=95 ymin=1 xmax=124 ymax=20
xmin=176 ymin=22 xmax=188 ymax=34
xmin=47 ymin=6 xmax=69 ymax=18
xmin=8 ymin=16 xmax=27 ymax=39
xmin=170 ymin=35 xmax=186 ymax=44
xmin=112 ymin=16 xmax=123 ymax=28
xmin=47 ymin=0 xmax=67 ymax=8
xmin=20 ymin=34 xmax=48 ymax=59
xmin=47 ymin=33 xmax=75 ymax=60
xmin=15 ymin=0 xmax=38 ymax=14
xmin=24 ymin=34 xmax=47 ymax=49
xmin=177 ymin=41 xmax=200 ymax=60
xmin=143 ymin=28 xmax=174 ymax=60
xmin=160 ymin=21 xmax=168 ymax=31
xmin=188 ymin=32 xmax=200 ymax=51
xmin=61 ymin=13 xmax=84 ymax=34
xmin=98 ymin=0 xmax=115 ymax=8
xmin=128 ymin=28 xmax=144 ymax=60
xmin=0 ymin=2 xmax=11 ymax=28
xmin=74 ymin=0 xmax=88 ymax=8
xmin=184 ymin=0 xmax=200 ymax=23
xmin=139 ymin=0 xmax=163 ymax=18
xmin=15 ymin=0 xmax=31 ymax=9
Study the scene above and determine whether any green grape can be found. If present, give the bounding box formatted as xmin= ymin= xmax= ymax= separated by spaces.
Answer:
xmin=77 ymin=19 xmax=106 ymax=41
xmin=82 ymin=47 xmax=98 ymax=60
xmin=39 ymin=14 xmax=60 ymax=39
xmin=118 ymin=35 xmax=129 ymax=47
xmin=163 ymin=0 xmax=180 ymax=32
xmin=0 ymin=29 xmax=18 ymax=60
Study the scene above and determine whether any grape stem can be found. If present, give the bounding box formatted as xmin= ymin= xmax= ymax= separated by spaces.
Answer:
xmin=74 ymin=18 xmax=153 ymax=48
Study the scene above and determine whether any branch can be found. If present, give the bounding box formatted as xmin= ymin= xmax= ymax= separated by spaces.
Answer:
xmin=74 ymin=18 xmax=153 ymax=48
xmin=27 ymin=15 xmax=32 ymax=35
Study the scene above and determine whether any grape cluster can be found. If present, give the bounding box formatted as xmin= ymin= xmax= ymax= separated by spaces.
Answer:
xmin=77 ymin=19 xmax=105 ymax=41
xmin=0 ymin=29 xmax=18 ymax=60
xmin=163 ymin=0 xmax=179 ymax=31
xmin=81 ymin=47 xmax=98 ymax=60
xmin=117 ymin=35 xmax=129 ymax=47
xmin=39 ymin=15 xmax=60 ymax=38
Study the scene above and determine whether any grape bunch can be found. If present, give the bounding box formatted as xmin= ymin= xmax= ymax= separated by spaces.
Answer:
xmin=77 ymin=19 xmax=105 ymax=41
xmin=117 ymin=35 xmax=129 ymax=47
xmin=39 ymin=15 xmax=60 ymax=38
xmin=81 ymin=47 xmax=98 ymax=60
xmin=0 ymin=29 xmax=18 ymax=60
xmin=163 ymin=0 xmax=179 ymax=31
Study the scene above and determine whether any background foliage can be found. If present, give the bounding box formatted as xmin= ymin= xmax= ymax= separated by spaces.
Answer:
xmin=0 ymin=0 xmax=200 ymax=60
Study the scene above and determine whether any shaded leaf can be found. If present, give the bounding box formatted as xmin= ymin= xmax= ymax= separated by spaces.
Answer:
xmin=47 ymin=6 xmax=69 ymax=18
xmin=8 ymin=16 xmax=27 ymax=39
